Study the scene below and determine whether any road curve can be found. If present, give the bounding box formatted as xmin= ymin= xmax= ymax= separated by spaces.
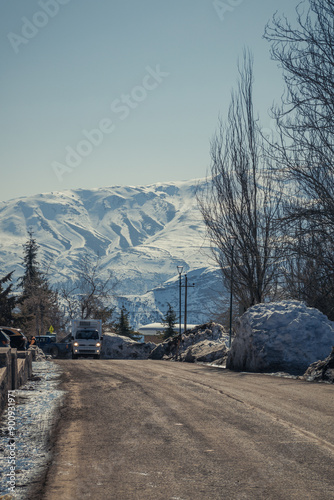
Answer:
xmin=31 ymin=360 xmax=334 ymax=500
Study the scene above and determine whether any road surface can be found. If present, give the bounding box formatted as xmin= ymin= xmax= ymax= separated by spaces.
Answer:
xmin=31 ymin=360 xmax=334 ymax=500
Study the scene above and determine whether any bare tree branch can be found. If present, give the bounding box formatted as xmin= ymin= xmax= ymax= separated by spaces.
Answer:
xmin=198 ymin=51 xmax=283 ymax=310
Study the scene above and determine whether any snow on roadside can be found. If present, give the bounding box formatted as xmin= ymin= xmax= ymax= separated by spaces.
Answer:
xmin=0 ymin=361 xmax=64 ymax=499
xmin=150 ymin=322 xmax=229 ymax=362
xmin=227 ymin=300 xmax=334 ymax=374
xmin=102 ymin=332 xmax=155 ymax=359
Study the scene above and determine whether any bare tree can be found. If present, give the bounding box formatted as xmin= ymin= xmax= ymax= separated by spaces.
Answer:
xmin=60 ymin=254 xmax=116 ymax=326
xmin=264 ymin=0 xmax=334 ymax=227
xmin=264 ymin=0 xmax=334 ymax=317
xmin=198 ymin=52 xmax=283 ymax=311
xmin=280 ymin=215 xmax=334 ymax=319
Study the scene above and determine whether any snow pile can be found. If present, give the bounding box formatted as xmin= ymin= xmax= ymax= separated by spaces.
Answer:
xmin=227 ymin=301 xmax=334 ymax=374
xmin=149 ymin=322 xmax=229 ymax=362
xmin=0 ymin=362 xmax=63 ymax=499
xmin=181 ymin=339 xmax=228 ymax=364
xmin=27 ymin=345 xmax=48 ymax=361
xmin=304 ymin=347 xmax=334 ymax=383
xmin=101 ymin=333 xmax=156 ymax=359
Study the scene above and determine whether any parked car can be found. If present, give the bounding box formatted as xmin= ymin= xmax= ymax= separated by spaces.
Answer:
xmin=0 ymin=330 xmax=11 ymax=348
xmin=0 ymin=327 xmax=28 ymax=350
xmin=34 ymin=334 xmax=71 ymax=358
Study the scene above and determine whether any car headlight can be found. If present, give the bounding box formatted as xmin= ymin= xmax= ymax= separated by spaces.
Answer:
xmin=73 ymin=342 xmax=79 ymax=347
xmin=96 ymin=342 xmax=101 ymax=347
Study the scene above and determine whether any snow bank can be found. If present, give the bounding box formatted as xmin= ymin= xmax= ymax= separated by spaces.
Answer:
xmin=227 ymin=301 xmax=334 ymax=374
xmin=149 ymin=322 xmax=229 ymax=362
xmin=0 ymin=362 xmax=63 ymax=499
xmin=182 ymin=339 xmax=227 ymax=364
xmin=101 ymin=333 xmax=155 ymax=359
xmin=28 ymin=345 xmax=48 ymax=361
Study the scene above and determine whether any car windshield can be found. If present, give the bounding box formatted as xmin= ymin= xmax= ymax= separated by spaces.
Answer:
xmin=76 ymin=330 xmax=99 ymax=340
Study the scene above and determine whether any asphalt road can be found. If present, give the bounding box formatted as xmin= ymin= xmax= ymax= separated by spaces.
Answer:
xmin=31 ymin=360 xmax=334 ymax=500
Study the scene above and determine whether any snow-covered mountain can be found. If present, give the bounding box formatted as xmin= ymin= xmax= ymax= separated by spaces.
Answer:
xmin=0 ymin=179 xmax=227 ymax=327
xmin=117 ymin=266 xmax=228 ymax=328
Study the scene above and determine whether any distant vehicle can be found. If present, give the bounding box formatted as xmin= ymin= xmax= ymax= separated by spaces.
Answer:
xmin=0 ymin=327 xmax=27 ymax=350
xmin=71 ymin=319 xmax=102 ymax=359
xmin=0 ymin=330 xmax=11 ymax=348
xmin=34 ymin=334 xmax=71 ymax=358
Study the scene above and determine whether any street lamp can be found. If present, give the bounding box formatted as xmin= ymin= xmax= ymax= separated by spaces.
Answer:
xmin=177 ymin=266 xmax=183 ymax=336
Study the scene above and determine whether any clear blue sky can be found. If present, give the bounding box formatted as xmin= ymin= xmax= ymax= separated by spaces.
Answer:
xmin=1 ymin=0 xmax=298 ymax=202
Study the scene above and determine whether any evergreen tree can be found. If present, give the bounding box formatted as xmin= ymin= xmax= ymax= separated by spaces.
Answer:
xmin=17 ymin=231 xmax=63 ymax=336
xmin=20 ymin=229 xmax=40 ymax=290
xmin=161 ymin=303 xmax=177 ymax=340
xmin=114 ymin=306 xmax=140 ymax=340
xmin=0 ymin=271 xmax=16 ymax=325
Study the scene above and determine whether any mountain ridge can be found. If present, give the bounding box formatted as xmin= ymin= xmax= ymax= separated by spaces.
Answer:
xmin=0 ymin=178 xmax=226 ymax=327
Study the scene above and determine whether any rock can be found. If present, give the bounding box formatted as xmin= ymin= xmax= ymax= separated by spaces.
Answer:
xmin=149 ymin=322 xmax=229 ymax=362
xmin=303 ymin=347 xmax=334 ymax=383
xmin=101 ymin=333 xmax=156 ymax=359
xmin=227 ymin=301 xmax=334 ymax=374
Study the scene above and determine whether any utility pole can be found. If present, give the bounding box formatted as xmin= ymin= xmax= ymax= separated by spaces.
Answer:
xmin=183 ymin=274 xmax=195 ymax=333
xmin=229 ymin=241 xmax=235 ymax=349
xmin=177 ymin=266 xmax=183 ymax=336
xmin=184 ymin=274 xmax=188 ymax=334
xmin=176 ymin=266 xmax=183 ymax=361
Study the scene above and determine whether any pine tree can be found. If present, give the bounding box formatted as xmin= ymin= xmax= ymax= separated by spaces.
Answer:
xmin=21 ymin=229 xmax=40 ymax=290
xmin=0 ymin=271 xmax=16 ymax=325
xmin=17 ymin=231 xmax=63 ymax=336
xmin=114 ymin=306 xmax=140 ymax=340
xmin=161 ymin=303 xmax=176 ymax=340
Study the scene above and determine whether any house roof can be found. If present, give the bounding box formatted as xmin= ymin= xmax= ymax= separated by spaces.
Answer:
xmin=138 ymin=323 xmax=198 ymax=335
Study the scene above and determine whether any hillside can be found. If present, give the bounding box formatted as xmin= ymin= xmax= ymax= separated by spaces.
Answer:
xmin=0 ymin=179 xmax=227 ymax=327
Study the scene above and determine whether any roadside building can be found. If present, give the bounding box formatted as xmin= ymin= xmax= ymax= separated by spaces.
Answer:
xmin=137 ymin=323 xmax=198 ymax=343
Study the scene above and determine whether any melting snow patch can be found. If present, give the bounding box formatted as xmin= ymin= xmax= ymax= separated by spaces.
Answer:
xmin=0 ymin=361 xmax=64 ymax=499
